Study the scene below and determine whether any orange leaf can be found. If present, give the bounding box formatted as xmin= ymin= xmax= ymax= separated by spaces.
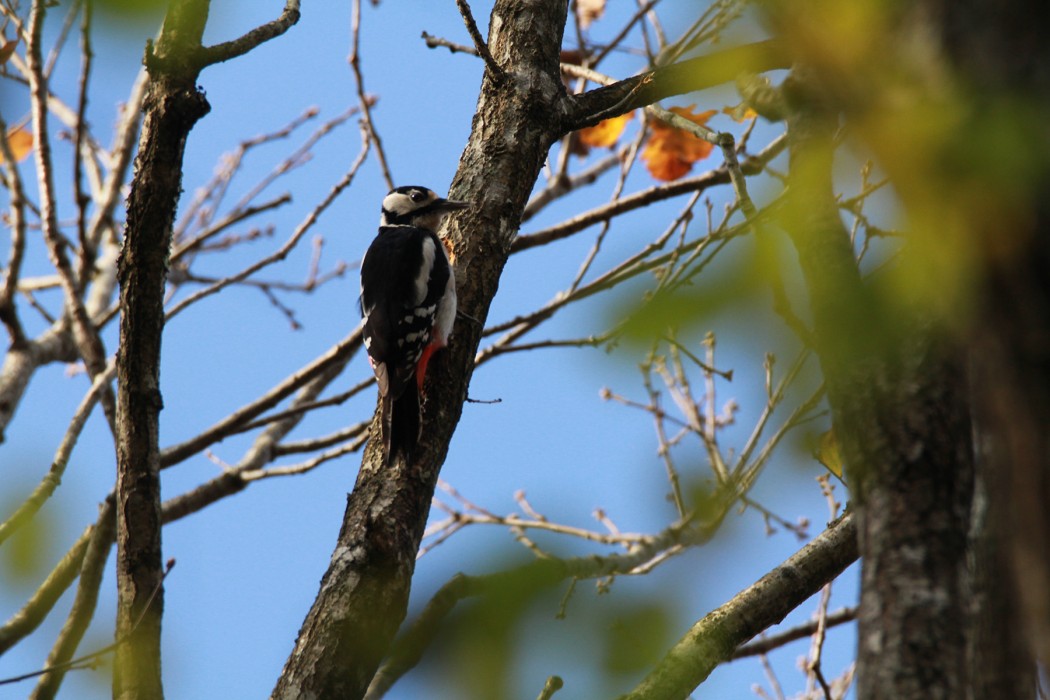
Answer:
xmin=722 ymin=103 xmax=758 ymax=122
xmin=578 ymin=111 xmax=633 ymax=149
xmin=576 ymin=0 xmax=605 ymax=29
xmin=642 ymin=106 xmax=717 ymax=181
xmin=1 ymin=126 xmax=33 ymax=164
xmin=0 ymin=38 xmax=17 ymax=64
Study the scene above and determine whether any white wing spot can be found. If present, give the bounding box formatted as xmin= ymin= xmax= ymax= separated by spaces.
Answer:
xmin=413 ymin=238 xmax=437 ymax=305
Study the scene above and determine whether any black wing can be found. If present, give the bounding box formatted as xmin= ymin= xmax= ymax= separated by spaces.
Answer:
xmin=360 ymin=226 xmax=450 ymax=398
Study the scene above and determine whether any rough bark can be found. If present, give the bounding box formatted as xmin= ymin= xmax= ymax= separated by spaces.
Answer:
xmin=115 ymin=2 xmax=211 ymax=698
xmin=271 ymin=2 xmax=570 ymax=698
xmin=114 ymin=2 xmax=299 ymax=696
xmin=781 ymin=75 xmax=974 ymax=700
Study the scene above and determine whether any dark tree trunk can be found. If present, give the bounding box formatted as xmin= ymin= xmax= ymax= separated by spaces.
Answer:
xmin=938 ymin=0 xmax=1050 ymax=685
xmin=115 ymin=2 xmax=211 ymax=698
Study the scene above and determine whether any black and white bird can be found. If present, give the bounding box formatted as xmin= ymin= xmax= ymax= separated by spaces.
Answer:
xmin=360 ymin=186 xmax=467 ymax=465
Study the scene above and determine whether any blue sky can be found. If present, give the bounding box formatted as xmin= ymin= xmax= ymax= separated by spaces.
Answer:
xmin=0 ymin=1 xmax=859 ymax=698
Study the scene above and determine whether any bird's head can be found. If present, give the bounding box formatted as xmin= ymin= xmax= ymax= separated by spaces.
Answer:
xmin=380 ymin=186 xmax=468 ymax=231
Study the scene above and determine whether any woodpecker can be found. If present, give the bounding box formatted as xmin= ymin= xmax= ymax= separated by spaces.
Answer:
xmin=360 ymin=186 xmax=467 ymax=465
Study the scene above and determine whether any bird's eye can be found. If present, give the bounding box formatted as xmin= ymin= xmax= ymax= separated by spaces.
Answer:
xmin=411 ymin=191 xmax=425 ymax=202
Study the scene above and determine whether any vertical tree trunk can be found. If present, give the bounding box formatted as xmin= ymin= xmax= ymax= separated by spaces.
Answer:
xmin=781 ymin=73 xmax=974 ymax=700
xmin=272 ymin=2 xmax=569 ymax=698
xmin=115 ymin=2 xmax=211 ymax=697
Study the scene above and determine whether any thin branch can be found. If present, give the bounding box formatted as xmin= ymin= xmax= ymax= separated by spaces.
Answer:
xmin=195 ymin=0 xmax=301 ymax=67
xmin=421 ymin=30 xmax=476 ymax=56
xmin=732 ymin=607 xmax=858 ymax=659
xmin=454 ymin=0 xmax=505 ymax=81
xmin=348 ymin=0 xmax=394 ymax=189
xmin=513 ymin=135 xmax=786 ymax=253
xmin=621 ymin=514 xmax=858 ymax=700
xmin=0 ymin=362 xmax=114 ymax=547
xmin=165 ymin=127 xmax=368 ymax=320
xmin=159 ymin=327 xmax=363 ymax=469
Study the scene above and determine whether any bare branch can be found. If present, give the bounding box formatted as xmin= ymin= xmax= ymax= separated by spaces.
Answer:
xmin=732 ymin=607 xmax=858 ymax=659
xmin=196 ymin=0 xmax=300 ymax=67
xmin=454 ymin=0 xmax=505 ymax=82
xmin=160 ymin=327 xmax=363 ymax=469
xmin=512 ymin=135 xmax=786 ymax=253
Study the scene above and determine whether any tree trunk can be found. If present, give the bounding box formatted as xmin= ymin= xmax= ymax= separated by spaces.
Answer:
xmin=115 ymin=2 xmax=211 ymax=697
xmin=781 ymin=72 xmax=974 ymax=700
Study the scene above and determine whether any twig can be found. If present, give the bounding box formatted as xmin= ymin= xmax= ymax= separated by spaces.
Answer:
xmin=732 ymin=607 xmax=857 ymax=658
xmin=758 ymin=653 xmax=787 ymax=700
xmin=536 ymin=675 xmax=564 ymax=700
xmin=165 ymin=125 xmax=368 ymax=321
xmin=195 ymin=0 xmax=300 ymax=67
xmin=513 ymin=134 xmax=787 ymax=253
xmin=72 ymin=0 xmax=94 ymax=289
xmin=454 ymin=0 xmax=505 ymax=82
xmin=160 ymin=328 xmax=363 ymax=468
xmin=420 ymin=30 xmax=476 ymax=56
xmin=348 ymin=0 xmax=394 ymax=189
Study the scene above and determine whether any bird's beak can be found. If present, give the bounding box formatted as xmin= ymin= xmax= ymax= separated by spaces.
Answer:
xmin=436 ymin=198 xmax=469 ymax=213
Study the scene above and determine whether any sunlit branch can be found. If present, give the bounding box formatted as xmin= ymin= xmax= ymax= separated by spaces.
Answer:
xmin=621 ymin=514 xmax=857 ymax=700
xmin=27 ymin=1 xmax=119 ymax=451
xmin=513 ymin=135 xmax=786 ymax=253
xmin=195 ymin=0 xmax=301 ymax=68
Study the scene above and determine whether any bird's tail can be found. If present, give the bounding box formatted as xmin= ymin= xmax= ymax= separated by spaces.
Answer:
xmin=381 ymin=387 xmax=420 ymax=466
